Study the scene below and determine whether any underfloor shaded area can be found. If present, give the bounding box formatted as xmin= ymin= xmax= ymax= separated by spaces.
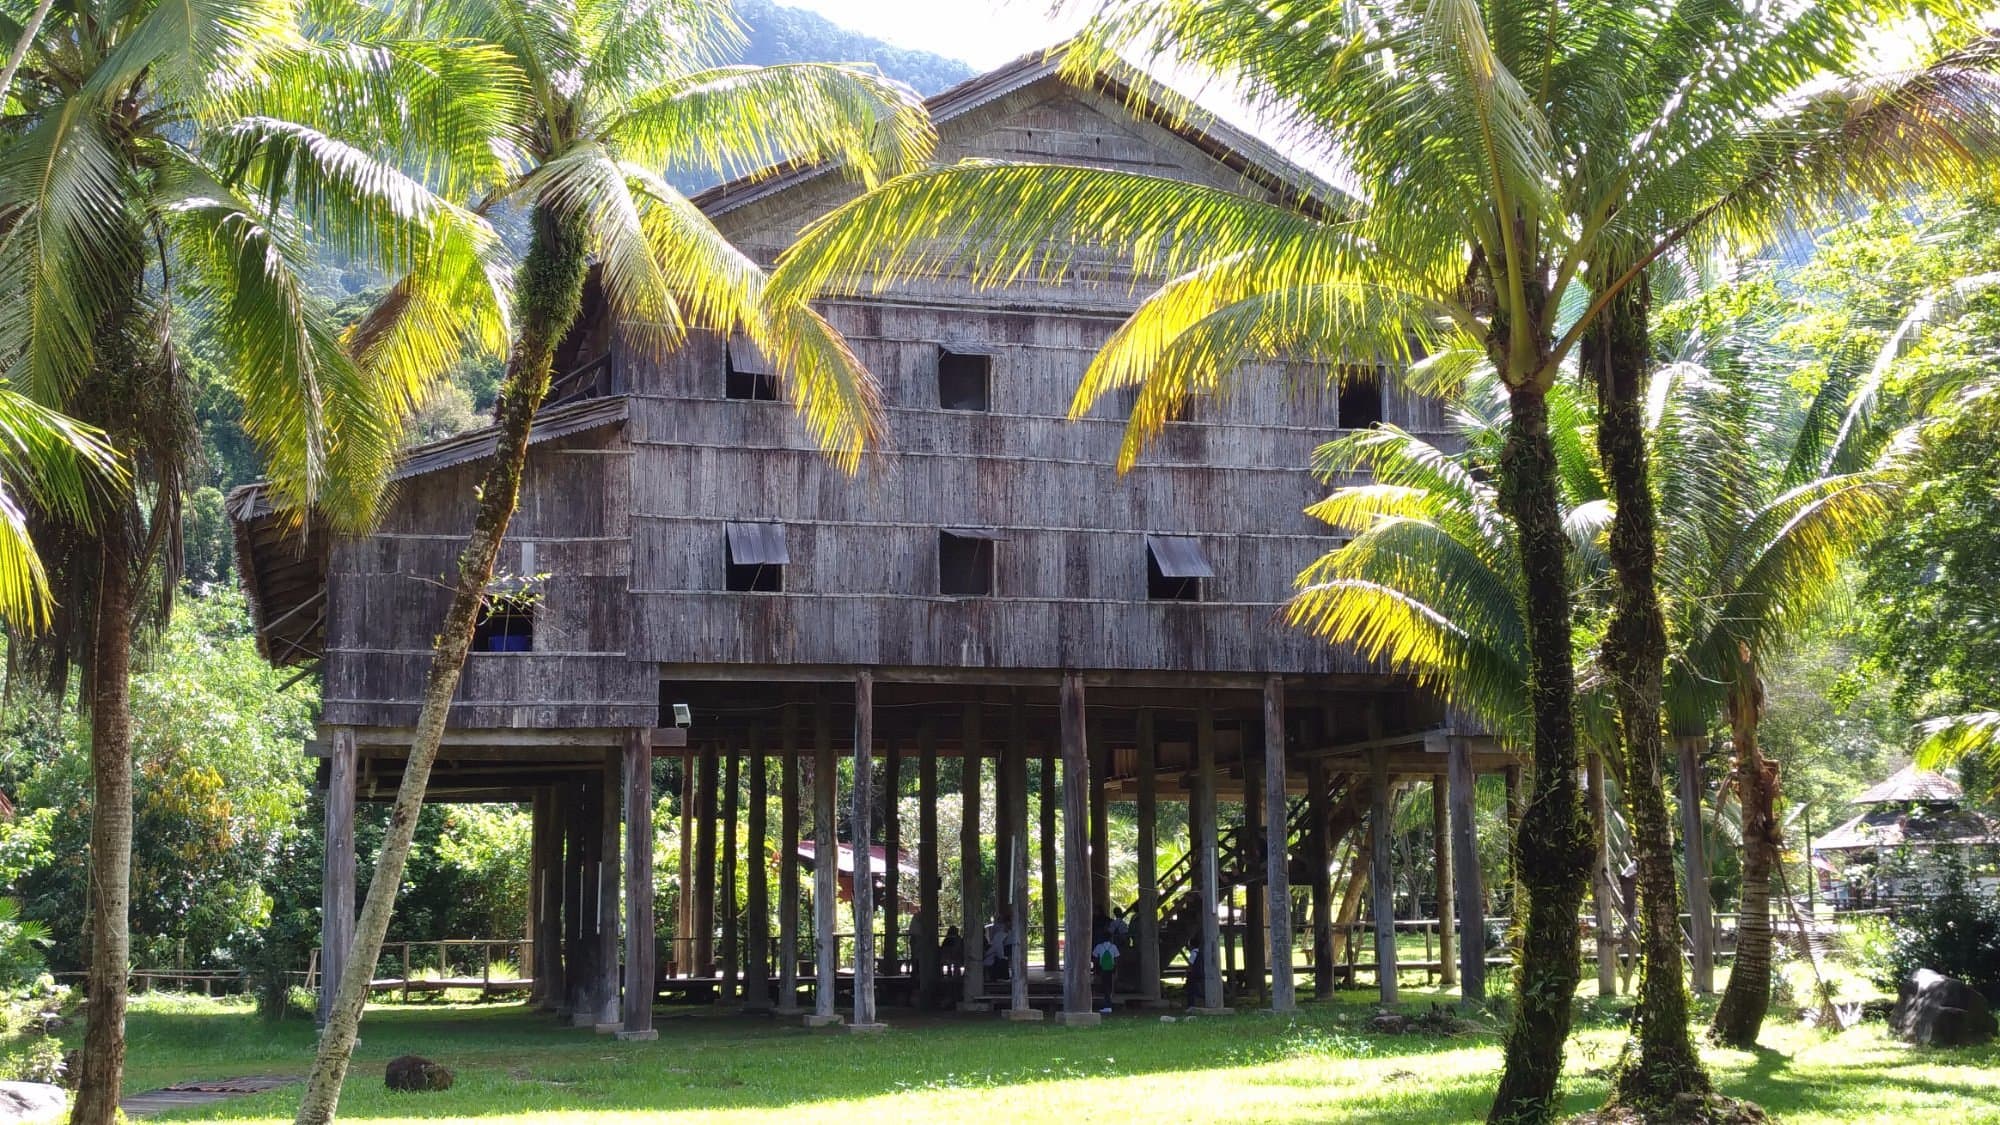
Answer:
xmin=95 ymin=990 xmax=2000 ymax=1124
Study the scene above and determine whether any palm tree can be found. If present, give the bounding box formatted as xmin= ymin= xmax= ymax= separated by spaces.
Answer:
xmin=0 ymin=4 xmax=511 ymax=1120
xmin=291 ymin=3 xmax=935 ymax=1120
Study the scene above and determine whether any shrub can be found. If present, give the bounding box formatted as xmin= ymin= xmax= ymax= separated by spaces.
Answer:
xmin=1873 ymin=857 xmax=2000 ymax=1002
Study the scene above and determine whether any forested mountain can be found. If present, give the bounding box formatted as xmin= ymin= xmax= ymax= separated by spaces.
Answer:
xmin=736 ymin=1 xmax=974 ymax=95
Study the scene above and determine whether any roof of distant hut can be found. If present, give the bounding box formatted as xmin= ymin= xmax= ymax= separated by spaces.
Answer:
xmin=1850 ymin=764 xmax=1963 ymax=806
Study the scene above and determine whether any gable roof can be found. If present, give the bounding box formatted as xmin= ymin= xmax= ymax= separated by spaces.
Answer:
xmin=688 ymin=44 xmax=1345 ymax=221
xmin=1851 ymin=764 xmax=1963 ymax=806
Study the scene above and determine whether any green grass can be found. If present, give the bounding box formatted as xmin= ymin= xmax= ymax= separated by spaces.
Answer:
xmin=64 ymin=983 xmax=2000 ymax=1124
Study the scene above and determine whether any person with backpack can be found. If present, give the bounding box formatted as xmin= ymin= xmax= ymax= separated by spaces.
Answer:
xmin=1089 ymin=912 xmax=1119 ymax=1015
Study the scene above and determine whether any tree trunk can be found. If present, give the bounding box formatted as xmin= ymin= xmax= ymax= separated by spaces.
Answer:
xmin=295 ymin=205 xmax=588 ymax=1125
xmin=0 ymin=0 xmax=55 ymax=103
xmin=1488 ymin=382 xmax=1596 ymax=1125
xmin=71 ymin=524 xmax=133 ymax=1125
xmin=1711 ymin=649 xmax=1779 ymax=1047
xmin=1590 ymin=287 xmax=1712 ymax=1110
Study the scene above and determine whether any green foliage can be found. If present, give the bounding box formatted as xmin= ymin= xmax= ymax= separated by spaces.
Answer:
xmin=1873 ymin=856 xmax=2000 ymax=999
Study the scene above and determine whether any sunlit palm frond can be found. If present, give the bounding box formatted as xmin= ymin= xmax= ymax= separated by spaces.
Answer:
xmin=1914 ymin=711 xmax=2000 ymax=772
xmin=610 ymin=62 xmax=934 ymax=188
xmin=86 ymin=0 xmax=298 ymax=105
xmin=0 ymin=387 xmax=122 ymax=629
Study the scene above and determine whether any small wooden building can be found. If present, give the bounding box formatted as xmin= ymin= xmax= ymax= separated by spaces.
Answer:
xmin=230 ymin=48 xmax=1514 ymax=1036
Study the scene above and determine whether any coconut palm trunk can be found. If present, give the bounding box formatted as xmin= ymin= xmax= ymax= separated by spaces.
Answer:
xmin=295 ymin=207 xmax=588 ymax=1125
xmin=72 ymin=524 xmax=134 ymax=1125
xmin=1489 ymin=380 xmax=1596 ymax=1125
xmin=1712 ymin=649 xmax=1779 ymax=1046
xmin=1588 ymin=287 xmax=1712 ymax=1109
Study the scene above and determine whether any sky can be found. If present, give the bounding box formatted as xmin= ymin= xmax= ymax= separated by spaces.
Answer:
xmin=780 ymin=0 xmax=1088 ymax=70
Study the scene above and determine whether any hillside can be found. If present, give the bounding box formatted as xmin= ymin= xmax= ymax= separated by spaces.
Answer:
xmin=736 ymin=1 xmax=975 ymax=95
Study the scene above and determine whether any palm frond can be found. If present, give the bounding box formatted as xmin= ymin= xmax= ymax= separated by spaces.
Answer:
xmin=1914 ymin=711 xmax=2000 ymax=771
xmin=0 ymin=387 xmax=122 ymax=630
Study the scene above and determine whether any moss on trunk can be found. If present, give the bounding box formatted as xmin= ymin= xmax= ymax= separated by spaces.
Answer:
xmin=1711 ymin=653 xmax=1779 ymax=1048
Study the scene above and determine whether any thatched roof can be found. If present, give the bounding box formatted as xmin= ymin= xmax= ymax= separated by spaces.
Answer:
xmin=1851 ymin=764 xmax=1963 ymax=806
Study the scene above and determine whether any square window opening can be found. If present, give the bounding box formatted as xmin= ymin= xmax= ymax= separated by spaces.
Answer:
xmin=1147 ymin=550 xmax=1202 ymax=602
xmin=473 ymin=593 xmax=535 ymax=652
xmin=939 ymin=531 xmax=996 ymax=596
xmin=725 ymin=522 xmax=788 ymax=592
xmin=725 ymin=344 xmax=779 ymax=401
xmin=725 ymin=547 xmax=784 ymax=592
xmin=938 ymin=349 xmax=992 ymax=411
xmin=1338 ymin=368 xmax=1384 ymax=429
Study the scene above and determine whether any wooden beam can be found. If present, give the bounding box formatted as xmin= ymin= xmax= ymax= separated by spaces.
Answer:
xmin=1135 ymin=709 xmax=1161 ymax=1005
xmin=1008 ymin=695 xmax=1032 ymax=1017
xmin=1433 ymin=772 xmax=1457 ymax=988
xmin=562 ymin=777 xmax=588 ymax=1016
xmin=1370 ymin=747 xmax=1397 ymax=1005
xmin=720 ymin=741 xmax=740 ymax=1004
xmin=1089 ymin=717 xmax=1109 ymax=916
xmin=776 ymin=708 xmax=800 ymax=1013
xmin=317 ymin=727 xmax=356 ymax=1027
xmin=882 ymin=734 xmax=900 ymax=975
xmin=851 ymin=670 xmax=880 ymax=1028
xmin=1308 ymin=758 xmax=1333 ymax=1000
xmin=1448 ymin=736 xmax=1484 ymax=1001
xmin=959 ymin=699 xmax=984 ymax=1008
xmin=596 ymin=747 xmax=621 ymax=1027
xmin=675 ymin=760 xmax=695 ymax=979
xmin=693 ymin=745 xmax=717 ymax=976
xmin=1243 ymin=734 xmax=1266 ymax=1006
xmin=620 ymin=729 xmax=657 ymax=1039
xmin=812 ymin=698 xmax=839 ymax=1023
xmin=1060 ymin=673 xmax=1092 ymax=1015
xmin=537 ymin=784 xmax=564 ymax=1008
xmin=1040 ymin=747 xmax=1058 ymax=974
xmin=1193 ymin=698 xmax=1224 ymax=1010
xmin=1264 ymin=677 xmax=1295 ymax=1011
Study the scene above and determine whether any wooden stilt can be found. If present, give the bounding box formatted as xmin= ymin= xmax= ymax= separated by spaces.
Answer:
xmin=697 ymin=746 xmax=720 ymax=977
xmin=676 ymin=757 xmax=694 ymax=977
xmin=1089 ymin=719 xmax=1109 ymax=916
xmin=317 ymin=727 xmax=356 ymax=1026
xmin=537 ymin=785 xmax=564 ymax=1008
xmin=746 ymin=725 xmax=771 ymax=1011
xmin=1040 ymin=749 xmax=1059 ymax=974
xmin=810 ymin=698 xmax=840 ymax=1025
xmin=1058 ymin=673 xmax=1095 ymax=1022
xmin=917 ymin=720 xmax=940 ymax=1009
xmin=1242 ymin=737 xmax=1266 ymax=1006
xmin=563 ymin=778 xmax=589 ymax=1016
xmin=1433 ymin=772 xmax=1457 ymax=989
xmin=721 ymin=741 xmax=740 ymax=1004
xmin=777 ymin=708 xmax=801 ymax=1013
xmin=1679 ymin=736 xmax=1714 ymax=994
xmin=1263 ymin=677 xmax=1294 ymax=1011
xmin=996 ymin=727 xmax=1015 ymax=924
xmin=882 ymin=735 xmax=900 ymax=974
xmin=529 ymin=788 xmax=550 ymax=1008
xmin=960 ymin=699 xmax=985 ymax=1009
xmin=1007 ymin=695 xmax=1036 ymax=1020
xmin=851 ymin=670 xmax=881 ymax=1029
xmin=1193 ymin=699 xmax=1225 ymax=1012
xmin=1369 ymin=747 xmax=1397 ymax=1005
xmin=1308 ymin=758 xmax=1334 ymax=1000
xmin=597 ymin=747 xmax=622 ymax=1027
xmin=619 ymin=729 xmax=657 ymax=1039
xmin=1448 ymin=737 xmax=1485 ymax=1001
xmin=1588 ymin=753 xmax=1616 ymax=996
xmin=1135 ymin=709 xmax=1161 ymax=1006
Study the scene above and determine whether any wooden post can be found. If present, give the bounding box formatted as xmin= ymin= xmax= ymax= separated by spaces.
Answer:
xmin=1040 ymin=749 xmax=1059 ymax=973
xmin=1263 ymin=677 xmax=1294 ymax=1011
xmin=563 ymin=778 xmax=589 ymax=1016
xmin=1059 ymin=673 xmax=1094 ymax=1020
xmin=597 ymin=747 xmax=622 ymax=1027
xmin=851 ymin=671 xmax=881 ymax=1029
xmin=917 ymin=720 xmax=940 ymax=1009
xmin=1242 ymin=731 xmax=1266 ymax=1006
xmin=1679 ymin=736 xmax=1715 ymax=994
xmin=1588 ymin=753 xmax=1616 ymax=996
xmin=676 ymin=757 xmax=694 ymax=977
xmin=620 ymin=728 xmax=657 ymax=1039
xmin=720 ymin=741 xmax=740 ymax=1004
xmin=1135 ymin=709 xmax=1161 ymax=1005
xmin=1308 ymin=758 xmax=1334 ymax=1000
xmin=694 ymin=745 xmax=717 ymax=977
xmin=996 ymin=730 xmax=1015 ymax=924
xmin=810 ymin=698 xmax=840 ymax=1025
xmin=529 ymin=788 xmax=550 ymax=1007
xmin=1089 ymin=720 xmax=1110 ymax=916
xmin=318 ymin=727 xmax=356 ymax=1026
xmin=537 ymin=784 xmax=564 ymax=1008
xmin=1193 ymin=699 xmax=1225 ymax=1011
xmin=882 ymin=735 xmax=901 ymax=974
xmin=1448 ymin=738 xmax=1484 ymax=1001
xmin=1433 ymin=773 xmax=1457 ymax=989
xmin=777 ymin=707 xmax=801 ymax=1013
xmin=746 ymin=726 xmax=771 ymax=1011
xmin=959 ymin=699 xmax=984 ymax=1008
xmin=1370 ymin=747 xmax=1397 ymax=1005
xmin=1007 ymin=695 xmax=1036 ymax=1019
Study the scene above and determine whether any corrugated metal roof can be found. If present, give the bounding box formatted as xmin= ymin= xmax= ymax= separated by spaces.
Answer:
xmin=1147 ymin=534 xmax=1214 ymax=578
xmin=725 ymin=522 xmax=790 ymax=566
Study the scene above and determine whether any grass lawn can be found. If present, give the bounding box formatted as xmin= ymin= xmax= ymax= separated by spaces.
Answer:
xmin=75 ymin=983 xmax=2000 ymax=1124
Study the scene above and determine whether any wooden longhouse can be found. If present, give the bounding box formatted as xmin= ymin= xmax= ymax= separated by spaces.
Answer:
xmin=229 ymin=48 xmax=1519 ymax=1037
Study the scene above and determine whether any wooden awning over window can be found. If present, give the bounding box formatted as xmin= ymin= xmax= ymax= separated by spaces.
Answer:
xmin=725 ymin=522 xmax=790 ymax=565
xmin=1146 ymin=534 xmax=1214 ymax=578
